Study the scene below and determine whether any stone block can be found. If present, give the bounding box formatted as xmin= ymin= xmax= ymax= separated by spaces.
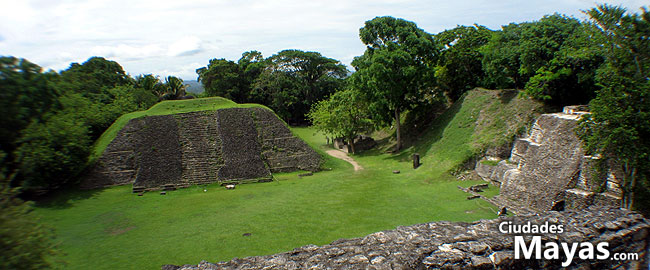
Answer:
xmin=564 ymin=188 xmax=594 ymax=210
xmin=475 ymin=161 xmax=496 ymax=179
xmin=594 ymin=192 xmax=622 ymax=208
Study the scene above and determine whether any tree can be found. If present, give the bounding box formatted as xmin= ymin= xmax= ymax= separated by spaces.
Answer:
xmin=0 ymin=57 xmax=59 ymax=160
xmin=197 ymin=51 xmax=268 ymax=103
xmin=0 ymin=180 xmax=59 ymax=269
xmin=13 ymin=111 xmax=91 ymax=191
xmin=577 ymin=5 xmax=650 ymax=210
xmin=351 ymin=16 xmax=439 ymax=151
xmin=434 ymin=25 xmax=491 ymax=101
xmin=522 ymin=15 xmax=604 ymax=106
xmin=196 ymin=58 xmax=244 ymax=101
xmin=59 ymin=56 xmax=131 ymax=98
xmin=161 ymin=76 xmax=188 ymax=100
xmin=135 ymin=74 xmax=166 ymax=98
xmin=308 ymin=89 xmax=373 ymax=153
xmin=253 ymin=49 xmax=348 ymax=123
xmin=481 ymin=22 xmax=525 ymax=89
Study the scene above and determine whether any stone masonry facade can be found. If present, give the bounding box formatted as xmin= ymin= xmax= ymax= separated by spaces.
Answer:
xmin=475 ymin=106 xmax=622 ymax=212
xmin=80 ymin=107 xmax=321 ymax=191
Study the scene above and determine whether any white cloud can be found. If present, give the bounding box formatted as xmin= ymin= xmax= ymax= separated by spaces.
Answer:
xmin=0 ymin=0 xmax=647 ymax=80
xmin=167 ymin=36 xmax=204 ymax=57
xmin=91 ymin=44 xmax=165 ymax=60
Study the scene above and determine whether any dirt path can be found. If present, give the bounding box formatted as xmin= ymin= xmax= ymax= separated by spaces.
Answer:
xmin=326 ymin=150 xmax=364 ymax=171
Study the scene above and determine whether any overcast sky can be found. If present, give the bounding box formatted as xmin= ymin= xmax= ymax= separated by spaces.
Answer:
xmin=0 ymin=0 xmax=646 ymax=80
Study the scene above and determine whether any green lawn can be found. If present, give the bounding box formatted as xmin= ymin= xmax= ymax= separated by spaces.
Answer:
xmin=34 ymin=90 xmax=536 ymax=269
xmin=35 ymin=127 xmax=498 ymax=269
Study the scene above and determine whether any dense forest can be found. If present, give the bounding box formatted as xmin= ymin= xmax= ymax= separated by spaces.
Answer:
xmin=0 ymin=4 xmax=648 ymax=269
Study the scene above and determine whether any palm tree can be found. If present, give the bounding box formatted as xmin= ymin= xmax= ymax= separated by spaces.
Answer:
xmin=135 ymin=74 xmax=167 ymax=98
xmin=163 ymin=76 xmax=188 ymax=100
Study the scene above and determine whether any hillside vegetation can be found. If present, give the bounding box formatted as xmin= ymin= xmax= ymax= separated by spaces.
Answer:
xmin=34 ymin=88 xmax=539 ymax=269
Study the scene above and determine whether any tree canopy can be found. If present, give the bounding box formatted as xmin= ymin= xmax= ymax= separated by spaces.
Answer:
xmin=308 ymin=88 xmax=373 ymax=153
xmin=197 ymin=49 xmax=348 ymax=123
xmin=351 ymin=16 xmax=439 ymax=150
xmin=577 ymin=5 xmax=650 ymax=211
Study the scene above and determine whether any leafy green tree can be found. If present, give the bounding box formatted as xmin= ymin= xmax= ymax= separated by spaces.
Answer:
xmin=522 ymin=15 xmax=604 ymax=106
xmin=481 ymin=22 xmax=525 ymax=89
xmin=577 ymin=5 xmax=650 ymax=210
xmin=58 ymin=56 xmax=131 ymax=98
xmin=482 ymin=14 xmax=604 ymax=106
xmin=253 ymin=49 xmax=348 ymax=123
xmin=14 ymin=111 xmax=91 ymax=191
xmin=308 ymin=89 xmax=373 ymax=153
xmin=434 ymin=25 xmax=491 ymax=101
xmin=0 ymin=57 xmax=59 ymax=157
xmin=351 ymin=16 xmax=439 ymax=150
xmin=196 ymin=58 xmax=244 ymax=101
xmin=135 ymin=74 xmax=166 ymax=98
xmin=0 ymin=180 xmax=59 ymax=269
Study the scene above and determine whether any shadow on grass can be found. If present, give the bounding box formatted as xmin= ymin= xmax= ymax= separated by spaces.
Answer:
xmin=364 ymin=94 xmax=467 ymax=163
xmin=498 ymin=89 xmax=518 ymax=104
xmin=34 ymin=184 xmax=104 ymax=209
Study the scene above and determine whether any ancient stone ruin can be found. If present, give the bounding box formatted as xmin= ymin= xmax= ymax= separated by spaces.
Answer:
xmin=81 ymin=107 xmax=321 ymax=192
xmin=158 ymin=106 xmax=650 ymax=270
xmin=475 ymin=106 xmax=622 ymax=212
xmin=163 ymin=206 xmax=649 ymax=269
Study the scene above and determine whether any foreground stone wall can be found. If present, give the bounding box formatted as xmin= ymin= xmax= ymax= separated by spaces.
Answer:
xmin=163 ymin=207 xmax=649 ymax=269
xmin=80 ymin=107 xmax=321 ymax=191
xmin=475 ymin=106 xmax=622 ymax=212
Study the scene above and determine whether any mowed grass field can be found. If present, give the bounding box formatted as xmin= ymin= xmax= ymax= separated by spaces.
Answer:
xmin=34 ymin=89 xmax=536 ymax=269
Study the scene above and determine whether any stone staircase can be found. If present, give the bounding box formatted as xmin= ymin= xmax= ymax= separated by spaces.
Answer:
xmin=177 ymin=112 xmax=223 ymax=187
xmin=475 ymin=106 xmax=622 ymax=212
xmin=251 ymin=108 xmax=321 ymax=173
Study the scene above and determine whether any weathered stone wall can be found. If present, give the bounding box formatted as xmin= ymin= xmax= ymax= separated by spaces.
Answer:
xmin=80 ymin=107 xmax=321 ymax=191
xmin=163 ymin=207 xmax=649 ymax=269
xmin=176 ymin=111 xmax=223 ymax=187
xmin=251 ymin=107 xmax=321 ymax=173
xmin=132 ymin=115 xmax=183 ymax=189
xmin=475 ymin=106 xmax=622 ymax=212
xmin=80 ymin=119 xmax=141 ymax=189
xmin=216 ymin=108 xmax=271 ymax=182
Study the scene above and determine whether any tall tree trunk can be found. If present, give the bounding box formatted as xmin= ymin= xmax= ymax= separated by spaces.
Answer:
xmin=395 ymin=107 xmax=402 ymax=151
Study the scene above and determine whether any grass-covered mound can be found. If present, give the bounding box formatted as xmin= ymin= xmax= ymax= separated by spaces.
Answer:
xmin=34 ymin=89 xmax=540 ymax=269
xmin=91 ymin=97 xmax=272 ymax=161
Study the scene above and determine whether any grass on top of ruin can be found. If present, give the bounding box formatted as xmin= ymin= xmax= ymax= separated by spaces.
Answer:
xmin=90 ymin=97 xmax=274 ymax=161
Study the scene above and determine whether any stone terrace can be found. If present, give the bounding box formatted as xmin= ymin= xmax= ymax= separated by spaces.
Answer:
xmin=476 ymin=106 xmax=622 ymax=212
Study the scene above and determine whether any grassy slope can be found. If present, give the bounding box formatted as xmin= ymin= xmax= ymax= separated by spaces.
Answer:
xmin=34 ymin=89 xmax=539 ymax=269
